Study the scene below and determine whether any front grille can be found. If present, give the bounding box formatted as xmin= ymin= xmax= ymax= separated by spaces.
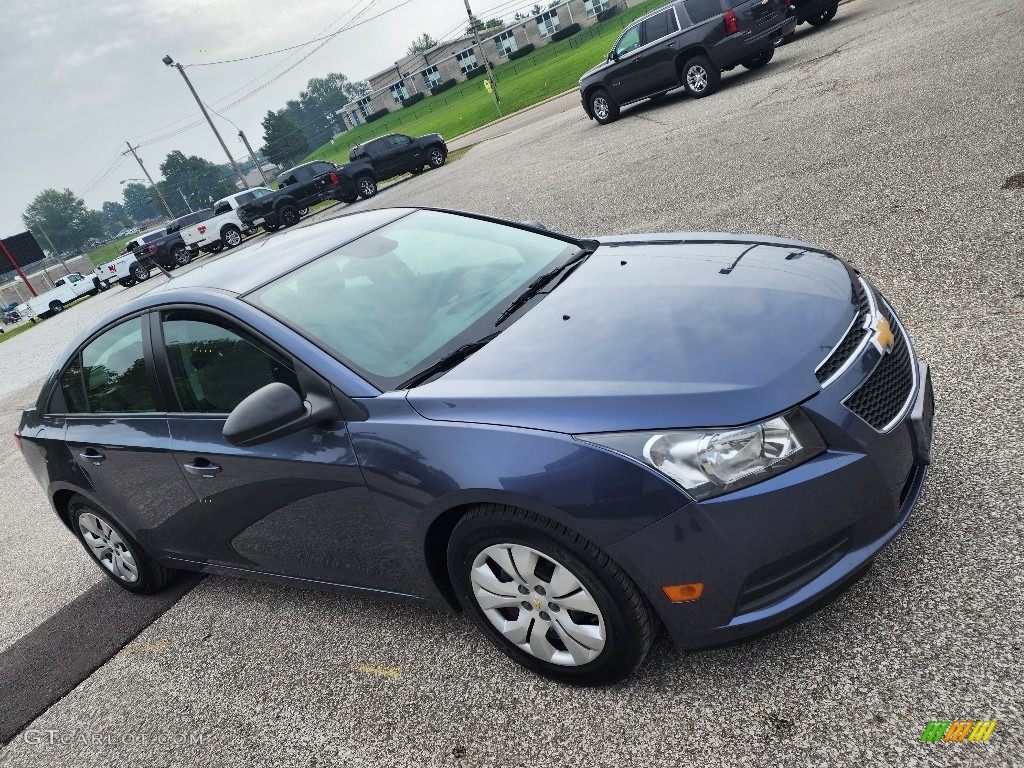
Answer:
xmin=846 ymin=315 xmax=914 ymax=430
xmin=816 ymin=279 xmax=871 ymax=384
xmin=736 ymin=533 xmax=850 ymax=615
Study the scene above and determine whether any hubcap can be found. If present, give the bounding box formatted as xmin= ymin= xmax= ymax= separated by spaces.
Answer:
xmin=470 ymin=543 xmax=606 ymax=666
xmin=78 ymin=512 xmax=139 ymax=583
xmin=593 ymin=96 xmax=609 ymax=120
xmin=687 ymin=65 xmax=708 ymax=92
xmin=430 ymin=150 xmax=444 ymax=166
xmin=226 ymin=230 xmax=240 ymax=246
xmin=175 ymin=250 xmax=188 ymax=265
xmin=360 ymin=180 xmax=375 ymax=196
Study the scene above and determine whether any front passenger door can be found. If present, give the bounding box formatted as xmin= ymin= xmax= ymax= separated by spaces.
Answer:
xmin=386 ymin=134 xmax=424 ymax=174
xmin=154 ymin=309 xmax=401 ymax=590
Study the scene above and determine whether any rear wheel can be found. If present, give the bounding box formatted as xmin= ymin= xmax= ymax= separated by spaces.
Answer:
xmin=70 ymin=495 xmax=175 ymax=594
xmin=448 ymin=504 xmax=655 ymax=686
xmin=298 ymin=207 xmax=309 ymax=216
xmin=263 ymin=222 xmax=281 ymax=233
xmin=341 ymin=193 xmax=358 ymax=204
xmin=172 ymin=246 xmax=191 ymax=267
xmin=681 ymin=55 xmax=719 ymax=98
xmin=410 ymin=166 xmax=424 ymax=175
xmin=807 ymin=3 xmax=838 ymax=25
xmin=742 ymin=47 xmax=775 ymax=70
xmin=119 ymin=277 xmax=136 ymax=288
xmin=130 ymin=263 xmax=150 ymax=282
xmin=589 ymin=88 xmax=619 ymax=125
xmin=279 ymin=205 xmax=301 ymax=227
xmin=221 ymin=225 xmax=242 ymax=248
xmin=357 ymin=176 xmax=378 ymax=199
xmin=49 ymin=300 xmax=64 ymax=314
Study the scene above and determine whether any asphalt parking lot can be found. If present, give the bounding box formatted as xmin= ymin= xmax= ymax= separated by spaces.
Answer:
xmin=1 ymin=0 xmax=1022 ymax=764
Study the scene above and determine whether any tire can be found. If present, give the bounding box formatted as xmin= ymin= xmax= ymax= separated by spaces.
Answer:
xmin=49 ymin=300 xmax=64 ymax=314
xmin=221 ymin=225 xmax=242 ymax=248
xmin=427 ymin=147 xmax=447 ymax=169
xmin=130 ymin=263 xmax=151 ymax=283
xmin=298 ymin=207 xmax=309 ymax=216
xmin=681 ymin=55 xmax=719 ymax=98
xmin=807 ymin=3 xmax=838 ymax=25
xmin=172 ymin=246 xmax=191 ymax=267
xmin=341 ymin=193 xmax=358 ymax=204
xmin=357 ymin=176 xmax=378 ymax=199
xmin=410 ymin=167 xmax=424 ymax=175
xmin=742 ymin=47 xmax=775 ymax=70
xmin=447 ymin=504 xmax=655 ymax=686
xmin=70 ymin=495 xmax=175 ymax=594
xmin=263 ymin=222 xmax=281 ymax=233
xmin=207 ymin=241 xmax=224 ymax=253
xmin=119 ymin=277 xmax=136 ymax=288
xmin=589 ymin=88 xmax=619 ymax=125
xmin=279 ymin=205 xmax=301 ymax=227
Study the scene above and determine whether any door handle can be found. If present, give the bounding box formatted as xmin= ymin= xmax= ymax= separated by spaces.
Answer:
xmin=184 ymin=460 xmax=222 ymax=478
xmin=632 ymin=56 xmax=641 ymax=62
xmin=667 ymin=41 xmax=676 ymax=47
xmin=79 ymin=449 xmax=106 ymax=465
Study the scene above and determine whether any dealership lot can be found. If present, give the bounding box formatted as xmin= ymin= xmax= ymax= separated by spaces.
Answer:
xmin=1 ymin=0 xmax=1022 ymax=764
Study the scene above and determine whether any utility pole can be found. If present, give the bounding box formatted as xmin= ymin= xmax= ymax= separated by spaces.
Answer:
xmin=26 ymin=221 xmax=70 ymax=274
xmin=238 ymin=130 xmax=270 ymax=186
xmin=163 ymin=55 xmax=249 ymax=189
xmin=123 ymin=142 xmax=175 ymax=218
xmin=177 ymin=189 xmax=194 ymax=213
xmin=462 ymin=0 xmax=502 ymax=118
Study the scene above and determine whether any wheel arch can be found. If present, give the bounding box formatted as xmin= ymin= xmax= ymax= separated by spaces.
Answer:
xmin=581 ymin=83 xmax=606 ymax=117
xmin=675 ymin=46 xmax=714 ymax=77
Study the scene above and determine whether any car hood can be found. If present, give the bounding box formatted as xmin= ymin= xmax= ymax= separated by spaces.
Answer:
xmin=580 ymin=61 xmax=612 ymax=85
xmin=406 ymin=235 xmax=858 ymax=434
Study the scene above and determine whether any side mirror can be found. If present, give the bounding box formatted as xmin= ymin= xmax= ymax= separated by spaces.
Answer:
xmin=608 ymin=50 xmax=617 ymax=62
xmin=223 ymin=383 xmax=311 ymax=446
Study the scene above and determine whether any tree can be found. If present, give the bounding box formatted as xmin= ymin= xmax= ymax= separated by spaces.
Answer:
xmin=349 ymin=80 xmax=372 ymax=100
xmin=159 ymin=150 xmax=235 ymax=206
xmin=260 ymin=110 xmax=309 ymax=167
xmin=101 ymin=201 xmax=131 ymax=233
xmin=407 ymin=33 xmax=438 ymax=56
xmin=466 ymin=17 xmax=485 ymax=35
xmin=485 ymin=18 xmax=505 ymax=32
xmin=122 ymin=183 xmax=161 ymax=222
xmin=21 ymin=189 xmax=104 ymax=254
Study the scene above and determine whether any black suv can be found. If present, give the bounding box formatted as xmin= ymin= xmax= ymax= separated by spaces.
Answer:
xmin=579 ymin=0 xmax=796 ymax=124
xmin=348 ymin=133 xmax=448 ymax=179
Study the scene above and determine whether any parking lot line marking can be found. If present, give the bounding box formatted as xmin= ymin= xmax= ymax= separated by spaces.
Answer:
xmin=352 ymin=663 xmax=402 ymax=680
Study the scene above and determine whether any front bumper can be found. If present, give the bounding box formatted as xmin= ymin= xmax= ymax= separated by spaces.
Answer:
xmin=608 ymin=334 xmax=934 ymax=649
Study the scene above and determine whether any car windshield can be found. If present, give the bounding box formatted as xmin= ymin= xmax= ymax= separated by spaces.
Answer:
xmin=248 ymin=210 xmax=578 ymax=389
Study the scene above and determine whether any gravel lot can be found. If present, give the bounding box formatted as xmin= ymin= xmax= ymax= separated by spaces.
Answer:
xmin=1 ymin=0 xmax=1022 ymax=764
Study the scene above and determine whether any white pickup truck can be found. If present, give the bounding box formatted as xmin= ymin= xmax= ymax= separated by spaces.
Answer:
xmin=180 ymin=188 xmax=273 ymax=253
xmin=93 ymin=226 xmax=167 ymax=289
xmin=16 ymin=273 xmax=98 ymax=319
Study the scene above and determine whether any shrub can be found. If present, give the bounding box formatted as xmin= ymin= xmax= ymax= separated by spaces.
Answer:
xmin=597 ymin=6 xmax=620 ymax=22
xmin=507 ymin=43 xmax=535 ymax=61
xmin=430 ymin=79 xmax=458 ymax=95
xmin=401 ymin=92 xmax=425 ymax=108
xmin=550 ymin=23 xmax=581 ymax=42
xmin=365 ymin=108 xmax=389 ymax=123
xmin=464 ymin=65 xmax=487 ymax=80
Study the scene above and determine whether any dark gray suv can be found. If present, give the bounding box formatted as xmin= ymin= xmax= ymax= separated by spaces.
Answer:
xmin=579 ymin=0 xmax=797 ymax=124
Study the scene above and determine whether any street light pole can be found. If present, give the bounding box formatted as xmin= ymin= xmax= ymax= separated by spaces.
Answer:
xmin=122 ymin=143 xmax=175 ymax=218
xmin=462 ymin=0 xmax=502 ymax=118
xmin=238 ymin=130 xmax=270 ymax=186
xmin=163 ymin=55 xmax=250 ymax=189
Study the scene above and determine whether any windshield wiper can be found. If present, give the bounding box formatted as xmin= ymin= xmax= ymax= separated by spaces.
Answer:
xmin=400 ymin=332 xmax=502 ymax=389
xmin=494 ymin=248 xmax=592 ymax=327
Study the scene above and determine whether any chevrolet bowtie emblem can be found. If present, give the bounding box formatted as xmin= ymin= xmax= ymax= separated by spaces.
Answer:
xmin=534 ymin=598 xmax=542 ymax=610
xmin=874 ymin=317 xmax=895 ymax=353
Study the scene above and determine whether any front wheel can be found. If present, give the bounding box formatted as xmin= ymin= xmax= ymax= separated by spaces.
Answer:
xmin=279 ymin=205 xmax=301 ymax=227
xmin=807 ymin=3 xmax=838 ymax=25
xmin=70 ymin=495 xmax=175 ymax=594
xmin=742 ymin=47 xmax=775 ymax=70
xmin=589 ymin=88 xmax=619 ymax=125
xmin=357 ymin=176 xmax=378 ymax=199
xmin=298 ymin=207 xmax=309 ymax=216
xmin=448 ymin=505 xmax=655 ymax=686
xmin=263 ymin=222 xmax=281 ymax=233
xmin=410 ymin=166 xmax=424 ymax=175
xmin=681 ymin=55 xmax=720 ymax=98
xmin=427 ymin=147 xmax=446 ymax=169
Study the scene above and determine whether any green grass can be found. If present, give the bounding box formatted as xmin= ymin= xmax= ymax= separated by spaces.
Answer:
xmin=85 ymin=235 xmax=136 ymax=267
xmin=0 ymin=321 xmax=37 ymax=344
xmin=305 ymin=0 xmax=665 ymax=165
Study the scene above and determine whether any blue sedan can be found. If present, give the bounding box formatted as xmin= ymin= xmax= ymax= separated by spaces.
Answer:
xmin=16 ymin=208 xmax=934 ymax=685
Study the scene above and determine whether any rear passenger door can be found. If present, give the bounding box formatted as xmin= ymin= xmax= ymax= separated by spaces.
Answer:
xmin=368 ymin=138 xmax=401 ymax=178
xmin=641 ymin=7 xmax=683 ymax=93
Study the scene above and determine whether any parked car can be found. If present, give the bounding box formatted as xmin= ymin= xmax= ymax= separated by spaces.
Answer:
xmin=17 ymin=208 xmax=934 ymax=685
xmin=347 ymin=132 xmax=448 ymax=180
xmin=790 ymin=0 xmax=839 ymax=27
xmin=238 ymin=162 xmax=370 ymax=232
xmin=579 ymin=0 xmax=797 ymax=124
xmin=139 ymin=210 xmax=215 ymax=270
xmin=180 ymin=189 xmax=270 ymax=252
xmin=15 ymin=272 xmax=97 ymax=319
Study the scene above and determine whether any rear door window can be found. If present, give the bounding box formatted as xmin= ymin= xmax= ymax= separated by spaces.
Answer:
xmin=684 ymin=0 xmax=723 ymax=23
xmin=80 ymin=317 xmax=157 ymax=413
xmin=644 ymin=8 xmax=679 ymax=42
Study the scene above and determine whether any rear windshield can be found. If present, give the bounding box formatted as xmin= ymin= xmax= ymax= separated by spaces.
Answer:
xmin=684 ymin=0 xmax=722 ymax=23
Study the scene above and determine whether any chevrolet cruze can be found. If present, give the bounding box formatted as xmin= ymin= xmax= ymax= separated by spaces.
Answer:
xmin=17 ymin=208 xmax=934 ymax=685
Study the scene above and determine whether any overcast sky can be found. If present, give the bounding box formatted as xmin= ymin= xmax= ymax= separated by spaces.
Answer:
xmin=0 ymin=0 xmax=524 ymax=237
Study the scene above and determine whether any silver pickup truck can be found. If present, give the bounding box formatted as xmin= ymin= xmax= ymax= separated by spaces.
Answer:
xmin=180 ymin=188 xmax=272 ymax=253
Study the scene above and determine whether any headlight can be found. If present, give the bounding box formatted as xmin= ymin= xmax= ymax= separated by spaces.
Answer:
xmin=575 ymin=408 xmax=825 ymax=501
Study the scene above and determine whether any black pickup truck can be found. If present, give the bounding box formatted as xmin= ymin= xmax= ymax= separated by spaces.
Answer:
xmin=238 ymin=161 xmax=375 ymax=232
xmin=136 ymin=209 xmax=214 ymax=269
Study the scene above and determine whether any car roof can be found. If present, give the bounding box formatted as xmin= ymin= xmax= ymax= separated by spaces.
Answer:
xmin=149 ymin=208 xmax=413 ymax=296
